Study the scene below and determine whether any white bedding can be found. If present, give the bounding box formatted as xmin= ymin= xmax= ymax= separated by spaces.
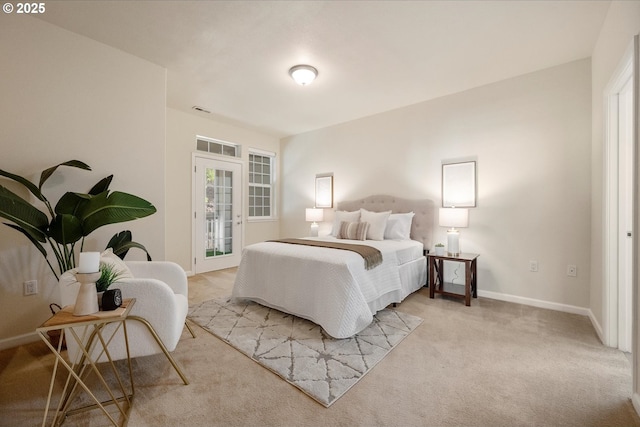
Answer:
xmin=231 ymin=237 xmax=425 ymax=338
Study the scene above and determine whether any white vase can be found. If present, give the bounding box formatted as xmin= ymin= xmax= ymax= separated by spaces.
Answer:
xmin=73 ymin=272 xmax=101 ymax=316
xmin=435 ymin=246 xmax=445 ymax=256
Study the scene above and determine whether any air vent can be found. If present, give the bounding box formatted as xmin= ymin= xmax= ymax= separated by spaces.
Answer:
xmin=192 ymin=106 xmax=211 ymax=114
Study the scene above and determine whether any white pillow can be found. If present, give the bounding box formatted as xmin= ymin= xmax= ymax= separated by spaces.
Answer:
xmin=384 ymin=212 xmax=415 ymax=240
xmin=100 ymin=248 xmax=134 ymax=281
xmin=330 ymin=211 xmax=361 ymax=236
xmin=360 ymin=209 xmax=391 ymax=241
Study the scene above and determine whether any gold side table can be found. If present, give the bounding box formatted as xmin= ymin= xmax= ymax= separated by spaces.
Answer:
xmin=36 ymin=298 xmax=136 ymax=427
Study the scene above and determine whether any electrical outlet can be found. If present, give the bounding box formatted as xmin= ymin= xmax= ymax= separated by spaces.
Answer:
xmin=567 ymin=265 xmax=577 ymax=277
xmin=23 ymin=280 xmax=38 ymax=296
xmin=529 ymin=260 xmax=538 ymax=272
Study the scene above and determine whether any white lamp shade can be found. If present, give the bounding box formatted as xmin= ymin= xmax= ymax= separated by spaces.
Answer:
xmin=289 ymin=65 xmax=318 ymax=86
xmin=305 ymin=208 xmax=324 ymax=222
xmin=439 ymin=208 xmax=469 ymax=228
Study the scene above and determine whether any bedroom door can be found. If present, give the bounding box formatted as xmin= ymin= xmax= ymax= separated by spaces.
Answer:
xmin=617 ymin=76 xmax=633 ymax=353
xmin=194 ymin=156 xmax=243 ymax=273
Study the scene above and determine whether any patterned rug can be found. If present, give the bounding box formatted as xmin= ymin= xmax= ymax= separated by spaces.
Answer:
xmin=188 ymin=297 xmax=423 ymax=407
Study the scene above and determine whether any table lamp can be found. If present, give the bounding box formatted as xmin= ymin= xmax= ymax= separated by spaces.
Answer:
xmin=74 ymin=252 xmax=101 ymax=316
xmin=439 ymin=208 xmax=469 ymax=256
xmin=305 ymin=208 xmax=324 ymax=237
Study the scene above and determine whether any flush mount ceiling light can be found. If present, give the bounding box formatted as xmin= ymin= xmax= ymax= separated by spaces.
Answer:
xmin=289 ymin=64 xmax=318 ymax=86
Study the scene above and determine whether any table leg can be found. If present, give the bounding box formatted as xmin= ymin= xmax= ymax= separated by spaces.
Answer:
xmin=465 ymin=260 xmax=471 ymax=306
xmin=429 ymin=257 xmax=435 ymax=298
xmin=472 ymin=259 xmax=477 ymax=298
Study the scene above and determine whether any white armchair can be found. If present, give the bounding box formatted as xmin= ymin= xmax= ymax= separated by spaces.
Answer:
xmin=59 ymin=258 xmax=194 ymax=384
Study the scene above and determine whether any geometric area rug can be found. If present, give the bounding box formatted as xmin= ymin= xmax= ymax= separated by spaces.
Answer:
xmin=188 ymin=297 xmax=423 ymax=407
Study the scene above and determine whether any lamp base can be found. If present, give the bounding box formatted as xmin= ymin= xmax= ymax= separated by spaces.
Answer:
xmin=73 ymin=272 xmax=101 ymax=316
xmin=447 ymin=230 xmax=460 ymax=257
xmin=309 ymin=222 xmax=319 ymax=237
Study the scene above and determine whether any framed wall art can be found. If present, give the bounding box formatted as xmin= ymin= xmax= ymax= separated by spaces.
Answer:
xmin=442 ymin=161 xmax=476 ymax=208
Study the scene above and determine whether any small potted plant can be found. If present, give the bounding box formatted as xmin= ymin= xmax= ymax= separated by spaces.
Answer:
xmin=95 ymin=262 xmax=123 ymax=308
xmin=434 ymin=243 xmax=445 ymax=256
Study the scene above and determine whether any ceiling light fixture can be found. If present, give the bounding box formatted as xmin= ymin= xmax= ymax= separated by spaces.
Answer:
xmin=289 ymin=64 xmax=318 ymax=86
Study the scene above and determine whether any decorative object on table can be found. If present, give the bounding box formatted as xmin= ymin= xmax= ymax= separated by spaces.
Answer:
xmin=73 ymin=252 xmax=101 ymax=316
xmin=102 ymin=288 xmax=123 ymax=311
xmin=95 ymin=258 xmax=126 ymax=308
xmin=305 ymin=207 xmax=323 ymax=237
xmin=435 ymin=243 xmax=445 ymax=256
xmin=188 ymin=297 xmax=423 ymax=407
xmin=439 ymin=207 xmax=469 ymax=256
xmin=0 ymin=160 xmax=156 ymax=281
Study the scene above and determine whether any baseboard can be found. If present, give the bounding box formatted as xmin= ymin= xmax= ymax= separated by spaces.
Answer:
xmin=0 ymin=331 xmax=40 ymax=351
xmin=633 ymin=393 xmax=640 ymax=418
xmin=587 ymin=309 xmax=606 ymax=344
xmin=478 ymin=290 xmax=591 ymax=316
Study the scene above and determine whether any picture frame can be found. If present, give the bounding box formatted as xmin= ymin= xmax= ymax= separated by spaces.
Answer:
xmin=315 ymin=173 xmax=333 ymax=208
xmin=442 ymin=161 xmax=476 ymax=207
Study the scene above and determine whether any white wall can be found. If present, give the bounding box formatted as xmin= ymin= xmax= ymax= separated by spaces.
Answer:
xmin=281 ymin=59 xmax=592 ymax=310
xmin=0 ymin=16 xmax=166 ymax=347
xmin=589 ymin=0 xmax=640 ymax=336
xmin=165 ymin=108 xmax=280 ymax=272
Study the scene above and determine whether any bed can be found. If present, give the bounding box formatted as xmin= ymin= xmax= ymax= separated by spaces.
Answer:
xmin=231 ymin=195 xmax=435 ymax=338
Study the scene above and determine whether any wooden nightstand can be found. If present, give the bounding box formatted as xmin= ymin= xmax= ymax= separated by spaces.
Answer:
xmin=427 ymin=253 xmax=479 ymax=306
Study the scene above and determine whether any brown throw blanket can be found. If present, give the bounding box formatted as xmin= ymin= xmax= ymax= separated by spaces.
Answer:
xmin=268 ymin=238 xmax=383 ymax=270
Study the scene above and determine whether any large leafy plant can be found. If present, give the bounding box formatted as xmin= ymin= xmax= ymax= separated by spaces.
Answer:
xmin=0 ymin=160 xmax=156 ymax=280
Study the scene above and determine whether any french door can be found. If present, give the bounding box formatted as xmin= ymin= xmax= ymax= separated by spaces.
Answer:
xmin=193 ymin=156 xmax=243 ymax=273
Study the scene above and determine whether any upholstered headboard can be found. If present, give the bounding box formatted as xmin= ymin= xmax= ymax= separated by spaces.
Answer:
xmin=336 ymin=195 xmax=435 ymax=250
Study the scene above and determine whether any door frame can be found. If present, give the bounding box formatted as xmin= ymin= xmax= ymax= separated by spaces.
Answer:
xmin=191 ymin=152 xmax=244 ymax=274
xmin=603 ymin=37 xmax=635 ymax=350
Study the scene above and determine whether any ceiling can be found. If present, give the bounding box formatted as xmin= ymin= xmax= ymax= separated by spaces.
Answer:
xmin=38 ymin=1 xmax=611 ymax=138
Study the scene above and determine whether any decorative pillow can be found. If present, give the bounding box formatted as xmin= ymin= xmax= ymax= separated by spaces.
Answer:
xmin=338 ymin=221 xmax=369 ymax=241
xmin=330 ymin=210 xmax=361 ymax=236
xmin=100 ymin=248 xmax=134 ymax=281
xmin=384 ymin=212 xmax=415 ymax=240
xmin=360 ymin=209 xmax=391 ymax=241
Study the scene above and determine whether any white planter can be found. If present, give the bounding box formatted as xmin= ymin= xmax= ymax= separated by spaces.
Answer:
xmin=435 ymin=246 xmax=445 ymax=256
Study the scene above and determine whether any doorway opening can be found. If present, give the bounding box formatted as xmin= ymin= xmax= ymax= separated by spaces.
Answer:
xmin=604 ymin=38 xmax=635 ymax=353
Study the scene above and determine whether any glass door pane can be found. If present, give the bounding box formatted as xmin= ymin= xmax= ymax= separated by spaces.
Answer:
xmin=195 ymin=157 xmax=242 ymax=273
xmin=204 ymin=168 xmax=234 ymax=258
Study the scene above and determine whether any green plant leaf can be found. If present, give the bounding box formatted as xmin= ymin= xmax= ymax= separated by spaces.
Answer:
xmin=89 ymin=175 xmax=113 ymax=195
xmin=39 ymin=160 xmax=91 ymax=190
xmin=79 ymin=191 xmax=156 ymax=237
xmin=106 ymin=230 xmax=132 ymax=257
xmin=54 ymin=192 xmax=89 ymax=216
xmin=0 ymin=186 xmax=48 ymax=242
xmin=107 ymin=231 xmax=152 ymax=261
xmin=48 ymin=214 xmax=83 ymax=245
xmin=0 ymin=169 xmax=45 ymax=202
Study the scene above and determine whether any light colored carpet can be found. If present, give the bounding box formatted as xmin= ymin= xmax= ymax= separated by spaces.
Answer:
xmin=2 ymin=268 xmax=640 ymax=426
xmin=188 ymin=297 xmax=423 ymax=407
